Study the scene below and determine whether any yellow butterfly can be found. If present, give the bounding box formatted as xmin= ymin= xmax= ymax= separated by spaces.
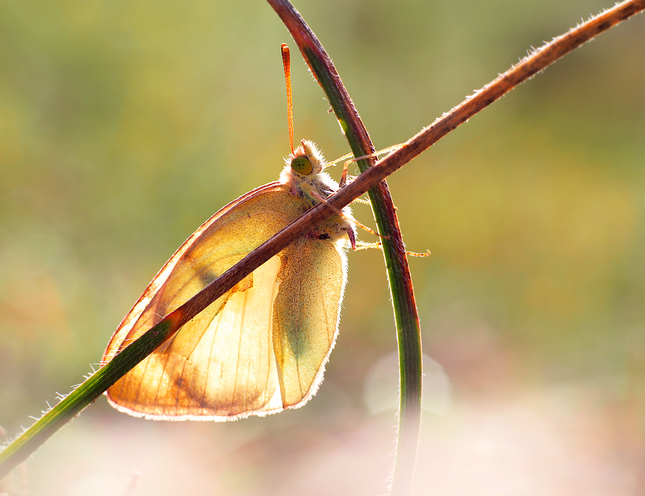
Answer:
xmin=102 ymin=44 xmax=357 ymax=420
xmin=102 ymin=138 xmax=356 ymax=420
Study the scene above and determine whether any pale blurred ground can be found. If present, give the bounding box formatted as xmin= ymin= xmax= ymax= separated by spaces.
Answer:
xmin=1 ymin=0 xmax=645 ymax=495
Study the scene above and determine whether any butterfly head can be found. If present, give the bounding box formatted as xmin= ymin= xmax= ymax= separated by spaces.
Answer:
xmin=280 ymin=139 xmax=338 ymax=201
xmin=285 ymin=139 xmax=325 ymax=178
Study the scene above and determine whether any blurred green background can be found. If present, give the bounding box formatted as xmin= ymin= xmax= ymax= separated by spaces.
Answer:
xmin=1 ymin=0 xmax=644 ymax=495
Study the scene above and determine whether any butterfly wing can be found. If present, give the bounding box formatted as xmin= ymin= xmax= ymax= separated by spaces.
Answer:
xmin=273 ymin=236 xmax=347 ymax=407
xmin=103 ymin=182 xmax=348 ymax=420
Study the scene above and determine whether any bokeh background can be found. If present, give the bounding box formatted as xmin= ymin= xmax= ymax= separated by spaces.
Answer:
xmin=1 ymin=0 xmax=644 ymax=494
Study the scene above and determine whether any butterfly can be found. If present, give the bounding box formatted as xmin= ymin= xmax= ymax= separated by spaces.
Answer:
xmin=102 ymin=134 xmax=357 ymax=421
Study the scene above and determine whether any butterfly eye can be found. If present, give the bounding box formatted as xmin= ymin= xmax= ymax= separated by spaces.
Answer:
xmin=291 ymin=155 xmax=313 ymax=176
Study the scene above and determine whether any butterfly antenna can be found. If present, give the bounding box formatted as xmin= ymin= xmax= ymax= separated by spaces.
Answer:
xmin=281 ymin=43 xmax=295 ymax=154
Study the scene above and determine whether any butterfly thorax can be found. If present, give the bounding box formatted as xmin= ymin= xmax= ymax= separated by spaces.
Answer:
xmin=279 ymin=139 xmax=356 ymax=248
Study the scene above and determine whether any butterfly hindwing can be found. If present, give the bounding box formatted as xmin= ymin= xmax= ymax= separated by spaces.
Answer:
xmin=273 ymin=236 xmax=345 ymax=407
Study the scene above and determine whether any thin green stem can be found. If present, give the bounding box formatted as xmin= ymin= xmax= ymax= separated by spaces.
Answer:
xmin=0 ymin=320 xmax=173 ymax=479
xmin=267 ymin=2 xmax=423 ymax=493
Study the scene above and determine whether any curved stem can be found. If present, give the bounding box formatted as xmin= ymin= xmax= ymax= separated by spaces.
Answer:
xmin=267 ymin=2 xmax=422 ymax=493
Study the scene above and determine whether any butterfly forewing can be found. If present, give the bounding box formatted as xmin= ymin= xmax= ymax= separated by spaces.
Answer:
xmin=103 ymin=182 xmax=349 ymax=420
